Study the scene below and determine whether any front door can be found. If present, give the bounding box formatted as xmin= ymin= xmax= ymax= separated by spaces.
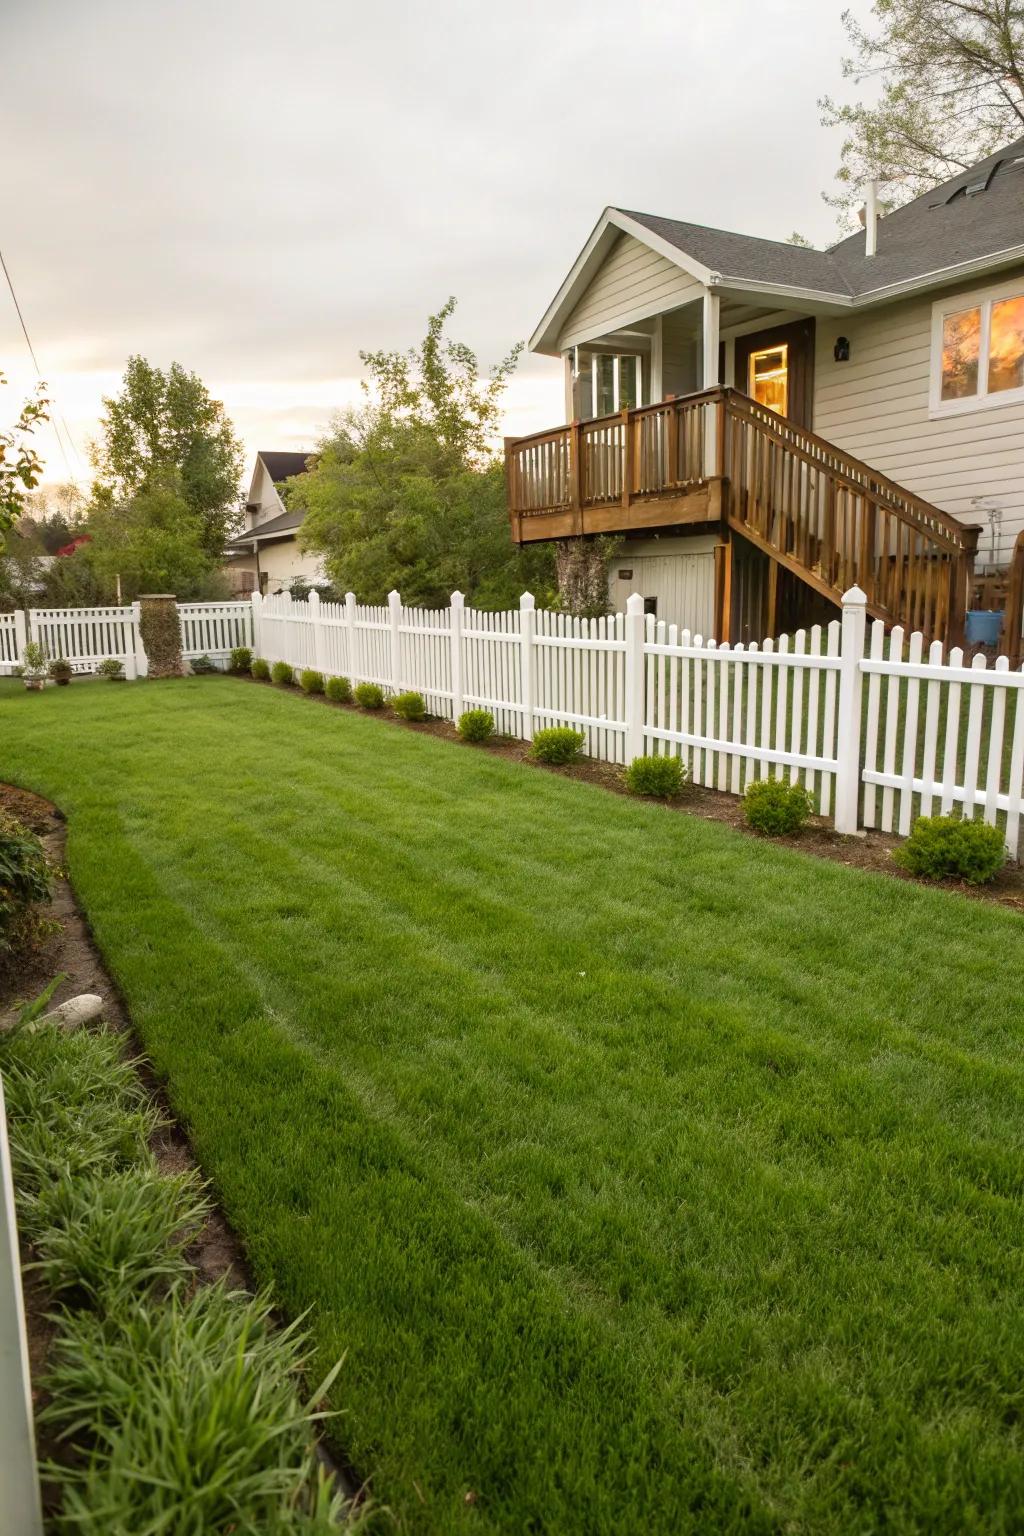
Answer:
xmin=734 ymin=318 xmax=815 ymax=429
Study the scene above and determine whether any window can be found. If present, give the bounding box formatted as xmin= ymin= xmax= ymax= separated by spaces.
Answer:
xmin=931 ymin=284 xmax=1024 ymax=414
xmin=748 ymin=345 xmax=788 ymax=415
xmin=569 ymin=348 xmax=648 ymax=419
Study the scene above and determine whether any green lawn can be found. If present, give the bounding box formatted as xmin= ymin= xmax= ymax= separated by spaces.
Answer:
xmin=2 ymin=676 xmax=1023 ymax=1534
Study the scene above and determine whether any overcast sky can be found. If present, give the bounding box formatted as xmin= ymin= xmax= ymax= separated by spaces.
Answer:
xmin=2 ymin=0 xmax=871 ymax=491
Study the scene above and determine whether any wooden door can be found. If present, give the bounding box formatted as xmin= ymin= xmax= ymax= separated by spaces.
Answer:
xmin=735 ymin=318 xmax=816 ymax=429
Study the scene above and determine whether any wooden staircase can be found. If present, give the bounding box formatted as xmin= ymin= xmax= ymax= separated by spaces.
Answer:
xmin=506 ymin=386 xmax=981 ymax=647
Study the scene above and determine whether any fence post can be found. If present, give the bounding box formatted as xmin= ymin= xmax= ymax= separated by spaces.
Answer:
xmin=13 ymin=610 xmax=27 ymax=666
xmin=519 ymin=592 xmax=535 ymax=741
xmin=388 ymin=589 xmax=403 ymax=694
xmin=130 ymin=600 xmax=147 ymax=678
xmin=250 ymin=591 xmax=263 ymax=657
xmin=345 ymin=591 xmax=358 ymax=684
xmin=624 ymin=591 xmax=646 ymax=763
xmin=834 ymin=585 xmax=867 ymax=834
xmin=0 ymin=1077 xmax=44 ymax=1536
xmin=450 ymin=591 xmax=465 ymax=721
xmin=308 ymin=590 xmax=328 ymax=676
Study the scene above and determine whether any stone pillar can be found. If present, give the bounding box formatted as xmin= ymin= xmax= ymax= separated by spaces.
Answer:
xmin=138 ymin=594 xmax=183 ymax=679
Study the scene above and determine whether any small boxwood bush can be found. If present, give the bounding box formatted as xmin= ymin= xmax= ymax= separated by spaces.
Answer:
xmin=96 ymin=657 xmax=125 ymax=680
xmin=625 ymin=754 xmax=686 ymax=799
xmin=532 ymin=727 xmax=585 ymax=765
xmin=251 ymin=658 xmax=270 ymax=680
xmin=391 ymin=690 xmax=426 ymax=722
xmin=299 ymin=668 xmax=325 ymax=695
xmin=270 ymin=661 xmax=294 ymax=687
xmin=189 ymin=654 xmax=217 ymax=675
xmin=229 ymin=646 xmax=253 ymax=674
xmin=458 ymin=709 xmax=494 ymax=743
xmin=325 ymin=675 xmax=352 ymax=703
xmin=894 ymin=814 xmax=1006 ymax=885
xmin=354 ymin=682 xmax=385 ymax=710
xmin=744 ymin=777 xmax=814 ymax=836
xmin=49 ymin=657 xmax=73 ymax=685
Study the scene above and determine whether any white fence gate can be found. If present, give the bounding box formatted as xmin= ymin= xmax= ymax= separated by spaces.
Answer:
xmin=253 ymin=586 xmax=1024 ymax=857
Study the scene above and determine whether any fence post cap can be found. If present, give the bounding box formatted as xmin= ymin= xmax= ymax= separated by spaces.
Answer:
xmin=626 ymin=592 xmax=645 ymax=615
xmin=308 ymin=587 xmax=320 ymax=603
xmin=388 ymin=588 xmax=401 ymax=602
xmin=450 ymin=590 xmax=465 ymax=607
xmin=345 ymin=591 xmax=357 ymax=603
xmin=841 ymin=585 xmax=868 ymax=607
xmin=519 ymin=591 xmax=535 ymax=611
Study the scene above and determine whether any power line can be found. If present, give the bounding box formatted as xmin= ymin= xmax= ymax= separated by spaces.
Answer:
xmin=0 ymin=242 xmax=85 ymax=489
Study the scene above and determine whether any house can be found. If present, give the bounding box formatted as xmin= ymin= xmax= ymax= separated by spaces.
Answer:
xmin=223 ymin=450 xmax=325 ymax=595
xmin=507 ymin=138 xmax=1024 ymax=646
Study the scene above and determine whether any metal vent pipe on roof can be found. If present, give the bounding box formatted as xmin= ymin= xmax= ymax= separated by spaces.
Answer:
xmin=863 ymin=179 xmax=879 ymax=257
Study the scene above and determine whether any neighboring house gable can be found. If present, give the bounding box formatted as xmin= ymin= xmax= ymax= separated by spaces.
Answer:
xmin=224 ymin=450 xmax=324 ymax=595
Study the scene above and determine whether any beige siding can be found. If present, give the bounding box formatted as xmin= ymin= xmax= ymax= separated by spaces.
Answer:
xmin=661 ymin=306 xmax=701 ymax=397
xmin=559 ymin=234 xmax=704 ymax=351
xmin=607 ymin=535 xmax=718 ymax=635
xmin=814 ymin=273 xmax=1024 ymax=562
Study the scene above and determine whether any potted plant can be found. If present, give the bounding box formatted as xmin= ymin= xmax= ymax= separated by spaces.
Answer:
xmin=18 ymin=642 xmax=49 ymax=691
xmin=49 ymin=657 xmax=73 ymax=687
xmin=96 ymin=657 xmax=126 ymax=681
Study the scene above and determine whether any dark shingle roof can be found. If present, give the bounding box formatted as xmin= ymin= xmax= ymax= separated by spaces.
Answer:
xmin=617 ymin=137 xmax=1024 ymax=301
xmin=227 ymin=507 xmax=305 ymax=548
xmin=258 ymin=450 xmax=311 ymax=484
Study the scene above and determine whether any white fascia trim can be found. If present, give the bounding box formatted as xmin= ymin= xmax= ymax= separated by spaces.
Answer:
xmin=713 ymin=275 xmax=853 ymax=309
xmin=528 ymin=208 xmax=712 ymax=356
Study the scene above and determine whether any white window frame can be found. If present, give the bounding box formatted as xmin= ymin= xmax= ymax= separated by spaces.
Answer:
xmin=929 ymin=279 xmax=1024 ymax=419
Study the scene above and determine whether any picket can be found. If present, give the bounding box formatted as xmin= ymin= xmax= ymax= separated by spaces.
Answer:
xmin=4 ymin=586 xmax=1023 ymax=855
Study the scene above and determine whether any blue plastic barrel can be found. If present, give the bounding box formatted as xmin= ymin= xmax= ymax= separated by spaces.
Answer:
xmin=965 ymin=609 xmax=1003 ymax=646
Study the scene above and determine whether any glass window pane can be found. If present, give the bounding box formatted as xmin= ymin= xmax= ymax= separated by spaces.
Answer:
xmin=596 ymin=355 xmax=615 ymax=416
xmin=748 ymin=344 xmax=788 ymax=415
xmin=619 ymin=355 xmax=639 ymax=411
xmin=940 ymin=307 xmax=980 ymax=400
xmin=572 ymin=352 xmax=594 ymax=419
xmin=988 ymin=295 xmax=1024 ymax=394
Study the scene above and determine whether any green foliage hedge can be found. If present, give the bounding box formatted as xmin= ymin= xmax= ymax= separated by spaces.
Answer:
xmin=354 ymin=682 xmax=385 ymax=710
xmin=625 ymin=755 xmax=686 ymax=799
xmin=96 ymin=658 xmax=125 ymax=680
xmin=531 ymin=727 xmax=585 ymax=765
xmin=458 ymin=709 xmax=494 ymax=743
xmin=229 ymin=646 xmax=253 ymax=674
xmin=0 ymin=809 xmax=54 ymax=965
xmin=391 ymin=690 xmax=426 ymax=722
xmin=743 ymin=778 xmax=814 ymax=836
xmin=270 ymin=661 xmax=294 ymax=687
xmin=299 ymin=669 xmax=325 ymax=695
xmin=325 ymin=675 xmax=352 ymax=703
xmin=251 ymin=658 xmax=270 ymax=681
xmin=894 ymin=814 xmax=1006 ymax=885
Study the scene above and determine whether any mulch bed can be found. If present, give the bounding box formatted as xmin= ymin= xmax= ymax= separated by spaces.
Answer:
xmin=246 ymin=675 xmax=1024 ymax=913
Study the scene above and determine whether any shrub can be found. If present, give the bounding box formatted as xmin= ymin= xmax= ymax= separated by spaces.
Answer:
xmin=229 ymin=646 xmax=253 ymax=674
xmin=531 ymin=727 xmax=585 ymax=765
xmin=49 ymin=657 xmax=73 ymax=685
xmin=743 ymin=777 xmax=814 ymax=836
xmin=391 ymin=690 xmax=426 ymax=722
xmin=270 ymin=661 xmax=294 ymax=687
xmin=354 ymin=682 xmax=385 ymax=710
xmin=251 ymin=657 xmax=270 ymax=680
xmin=189 ymin=654 xmax=217 ymax=674
xmin=96 ymin=657 xmax=125 ymax=680
xmin=458 ymin=709 xmax=494 ymax=743
xmin=325 ymin=675 xmax=352 ymax=703
xmin=19 ymin=640 xmax=49 ymax=684
xmin=299 ymin=668 xmax=325 ymax=695
xmin=894 ymin=814 xmax=1006 ymax=885
xmin=0 ymin=809 xmax=55 ymax=965
xmin=625 ymin=754 xmax=686 ymax=799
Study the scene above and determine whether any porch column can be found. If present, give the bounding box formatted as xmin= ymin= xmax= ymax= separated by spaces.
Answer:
xmin=702 ymin=289 xmax=720 ymax=476
xmin=562 ymin=352 xmax=574 ymax=422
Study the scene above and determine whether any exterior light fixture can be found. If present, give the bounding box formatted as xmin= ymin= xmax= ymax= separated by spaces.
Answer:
xmin=834 ymin=336 xmax=851 ymax=362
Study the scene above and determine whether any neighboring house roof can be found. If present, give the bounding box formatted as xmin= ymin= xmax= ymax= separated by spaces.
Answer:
xmin=54 ymin=533 xmax=92 ymax=556
xmin=532 ymin=136 xmax=1024 ymax=352
xmin=258 ymin=450 xmax=311 ymax=484
xmin=226 ymin=507 xmax=305 ymax=550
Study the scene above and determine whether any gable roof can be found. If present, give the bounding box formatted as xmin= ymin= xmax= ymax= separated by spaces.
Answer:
xmin=226 ymin=506 xmax=305 ymax=549
xmin=258 ymin=450 xmax=311 ymax=484
xmin=532 ymin=136 xmax=1024 ymax=353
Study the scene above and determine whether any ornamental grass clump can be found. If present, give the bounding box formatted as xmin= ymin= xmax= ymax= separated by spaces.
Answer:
xmin=229 ymin=646 xmax=253 ymax=674
xmin=299 ymin=669 xmax=325 ymax=695
xmin=894 ymin=814 xmax=1006 ymax=885
xmin=354 ymin=682 xmax=385 ymax=710
xmin=531 ymin=727 xmax=585 ymax=765
xmin=391 ymin=690 xmax=426 ymax=722
xmin=743 ymin=777 xmax=814 ymax=836
xmin=251 ymin=658 xmax=270 ymax=680
xmin=458 ymin=709 xmax=494 ymax=743
xmin=325 ymin=675 xmax=352 ymax=703
xmin=0 ymin=809 xmax=55 ymax=966
xmin=625 ymin=754 xmax=686 ymax=799
xmin=271 ymin=661 xmax=294 ymax=687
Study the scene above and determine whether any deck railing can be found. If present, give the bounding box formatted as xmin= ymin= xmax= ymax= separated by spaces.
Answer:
xmin=506 ymin=387 xmax=981 ymax=645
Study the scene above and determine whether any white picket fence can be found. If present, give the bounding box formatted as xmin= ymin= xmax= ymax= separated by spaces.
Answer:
xmin=0 ymin=601 xmax=253 ymax=678
xmin=254 ymin=586 xmax=1024 ymax=857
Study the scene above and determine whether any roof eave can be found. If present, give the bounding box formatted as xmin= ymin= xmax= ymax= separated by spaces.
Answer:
xmin=847 ymin=241 xmax=1024 ymax=306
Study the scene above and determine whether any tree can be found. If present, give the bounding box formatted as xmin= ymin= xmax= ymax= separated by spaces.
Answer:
xmin=295 ymin=302 xmax=556 ymax=608
xmin=92 ymin=356 xmax=244 ymax=556
xmin=84 ymin=483 xmax=229 ymax=603
xmin=0 ymin=372 xmax=49 ymax=551
xmin=820 ymin=0 xmax=1024 ymax=220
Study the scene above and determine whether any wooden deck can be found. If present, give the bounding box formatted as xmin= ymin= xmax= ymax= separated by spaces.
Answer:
xmin=506 ymin=386 xmax=981 ymax=647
